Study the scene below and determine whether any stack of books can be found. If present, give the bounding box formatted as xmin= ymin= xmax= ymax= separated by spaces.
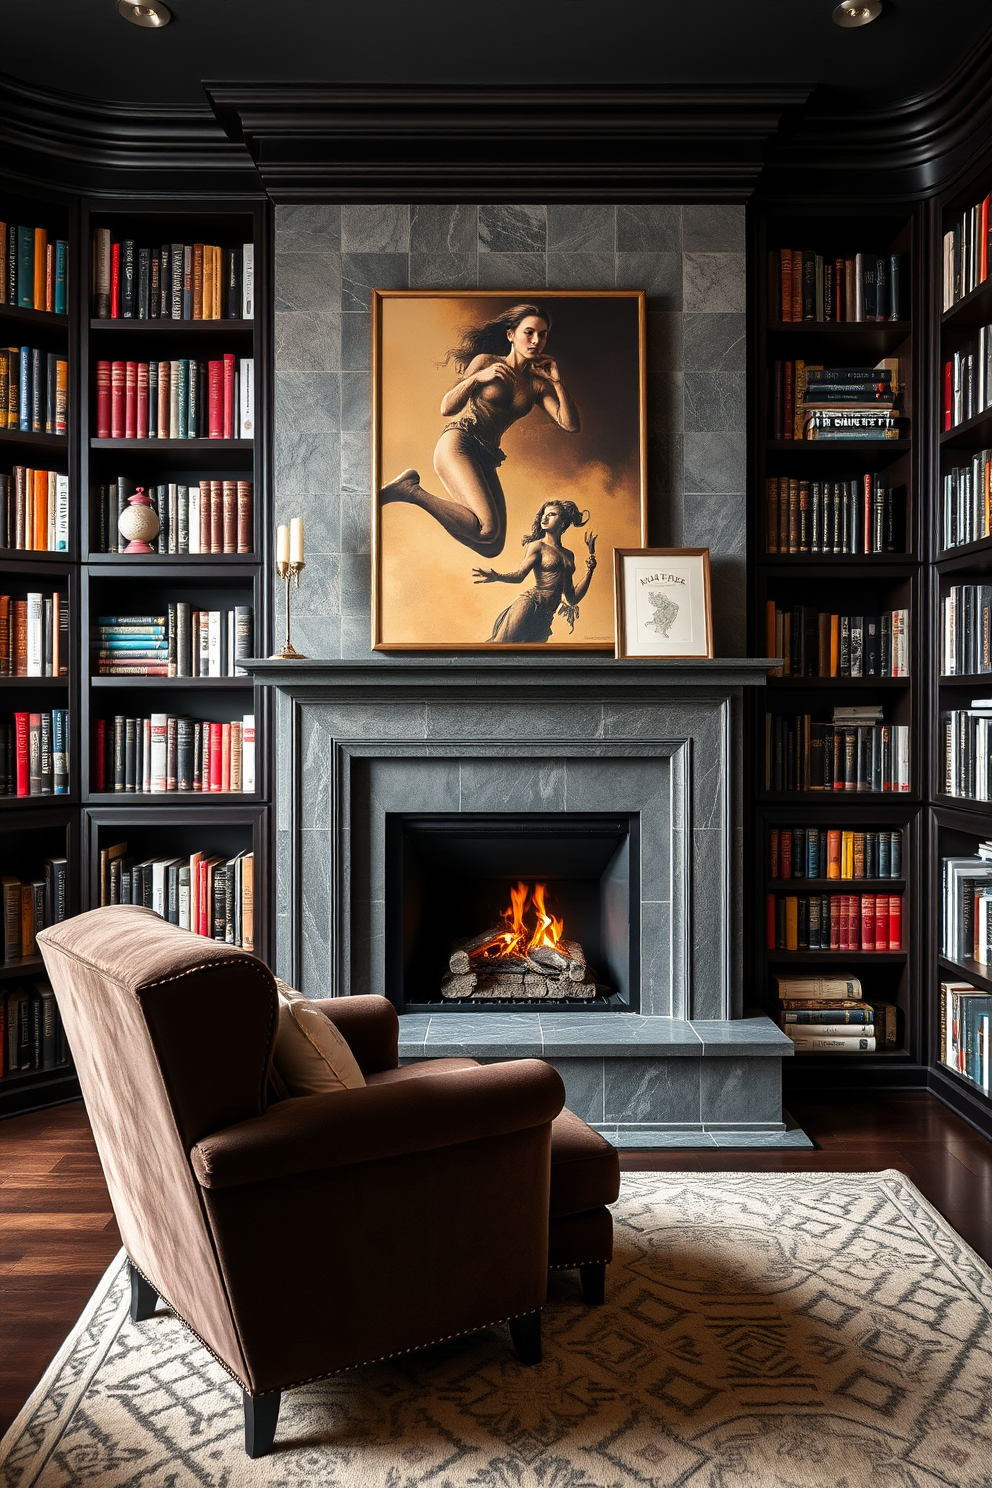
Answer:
xmin=93 ymin=357 xmax=253 ymax=440
xmin=766 ymin=705 xmax=910 ymax=793
xmin=1 ymin=859 xmax=68 ymax=963
xmin=0 ymin=467 xmax=69 ymax=552
xmin=94 ymin=607 xmax=252 ymax=677
xmin=765 ymin=473 xmax=900 ymax=554
xmin=774 ymin=973 xmax=898 ymax=1054
xmin=767 ymin=892 xmax=902 ymax=951
xmin=95 ymin=615 xmax=168 ymax=676
xmin=95 ymin=476 xmax=253 ymax=555
xmin=940 ymin=981 xmax=991 ymax=1092
xmin=0 ymin=222 xmax=69 ymax=314
xmin=766 ymin=604 xmax=909 ymax=678
xmin=769 ymin=360 xmax=901 ymax=442
xmin=91 ymin=231 xmax=253 ymax=321
xmin=768 ymin=249 xmax=904 ymax=322
xmin=2 ymin=980 xmax=71 ymax=1079
xmin=0 ymin=592 xmax=69 ymax=676
xmin=1 ymin=348 xmax=68 ymax=435
xmin=0 ymin=709 xmax=70 ymax=795
xmin=98 ymin=841 xmax=254 ymax=951
xmin=942 ymin=194 xmax=992 ymax=310
xmin=769 ymin=826 xmax=903 ymax=880
xmin=92 ymin=712 xmax=255 ymax=794
xmin=942 ymin=451 xmax=992 ymax=549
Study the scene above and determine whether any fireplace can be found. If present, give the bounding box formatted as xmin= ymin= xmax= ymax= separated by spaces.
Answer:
xmin=386 ymin=814 xmax=638 ymax=1013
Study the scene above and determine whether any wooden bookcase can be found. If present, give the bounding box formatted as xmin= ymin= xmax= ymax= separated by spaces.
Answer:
xmin=748 ymin=206 xmax=926 ymax=1092
xmin=1 ymin=186 xmax=272 ymax=1117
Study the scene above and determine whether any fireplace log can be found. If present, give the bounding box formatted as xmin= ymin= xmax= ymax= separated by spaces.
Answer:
xmin=527 ymin=945 xmax=570 ymax=974
xmin=560 ymin=939 xmax=587 ymax=982
xmin=449 ymin=927 xmax=507 ymax=975
xmin=524 ymin=974 xmax=549 ymax=997
xmin=441 ymin=972 xmax=477 ymax=999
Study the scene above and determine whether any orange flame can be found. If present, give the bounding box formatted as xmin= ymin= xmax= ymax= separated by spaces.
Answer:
xmin=474 ymin=883 xmax=564 ymax=962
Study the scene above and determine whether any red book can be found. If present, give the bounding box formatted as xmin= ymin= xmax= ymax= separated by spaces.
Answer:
xmin=210 ymin=480 xmax=223 ymax=553
xmin=982 ymin=195 xmax=990 ymax=284
xmin=201 ymin=720 xmax=211 ymax=792
xmin=110 ymin=242 xmax=120 ymax=319
xmin=769 ymin=828 xmax=779 ymax=878
xmin=208 ymin=360 xmax=223 ymax=438
xmin=780 ymin=830 xmax=792 ymax=880
xmin=199 ymin=480 xmax=211 ymax=553
xmin=874 ymin=895 xmax=889 ymax=952
xmin=209 ymin=722 xmax=222 ymax=792
xmin=14 ymin=711 xmax=29 ymax=796
xmin=222 ymin=353 xmax=235 ymax=439
xmin=860 ymin=894 xmax=875 ymax=952
xmin=95 ymin=361 xmax=111 ymax=439
xmin=944 ymin=360 xmax=953 ymax=431
xmin=237 ymin=481 xmax=252 ymax=554
xmin=889 ymin=895 xmax=902 ymax=950
xmin=766 ymin=894 xmax=776 ymax=950
xmin=136 ymin=362 xmax=149 ymax=439
xmin=222 ymin=480 xmax=237 ymax=554
xmin=198 ymin=858 xmax=208 ymax=936
xmin=220 ymin=722 xmax=231 ymax=793
xmin=124 ymin=361 xmax=137 ymax=440
xmin=830 ymin=895 xmax=840 ymax=950
xmin=93 ymin=718 xmax=106 ymax=792
xmin=110 ymin=361 xmax=126 ymax=439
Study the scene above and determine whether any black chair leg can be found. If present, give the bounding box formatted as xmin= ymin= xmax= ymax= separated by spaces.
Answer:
xmin=509 ymin=1310 xmax=542 ymax=1365
xmin=243 ymin=1391 xmax=281 ymax=1458
xmin=579 ymin=1262 xmax=607 ymax=1306
xmin=128 ymin=1262 xmax=158 ymax=1323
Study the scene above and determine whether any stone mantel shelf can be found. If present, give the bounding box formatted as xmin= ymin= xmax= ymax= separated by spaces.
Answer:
xmin=243 ymin=656 xmax=778 ymax=694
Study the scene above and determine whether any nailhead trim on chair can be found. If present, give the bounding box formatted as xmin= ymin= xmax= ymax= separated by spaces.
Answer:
xmin=549 ymin=1257 xmax=611 ymax=1270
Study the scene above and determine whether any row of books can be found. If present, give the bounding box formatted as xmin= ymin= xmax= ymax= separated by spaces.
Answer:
xmin=0 ymin=467 xmax=69 ymax=551
xmin=2 ymin=982 xmax=70 ymax=1079
xmin=92 ymin=713 xmax=256 ymax=794
xmin=940 ymin=982 xmax=990 ymax=1092
xmin=1 ymin=224 xmax=69 ymax=315
xmin=93 ymin=608 xmax=252 ymax=677
xmin=765 ymin=708 xmax=911 ymax=794
xmin=2 ymin=860 xmax=68 ymax=963
xmin=768 ymin=250 xmax=904 ymax=323
xmin=769 ymin=827 xmax=904 ymax=880
xmin=92 ymin=232 xmax=254 ymax=321
xmin=765 ymin=475 xmax=902 ymax=555
xmin=942 ymin=452 xmax=992 ymax=550
xmin=0 ymin=709 xmax=70 ymax=795
xmin=95 ymin=476 xmax=253 ymax=555
xmin=767 ymin=605 xmax=909 ymax=679
xmin=940 ymin=708 xmax=992 ymax=801
xmin=1 ymin=347 xmax=68 ymax=435
xmin=941 ymin=848 xmax=992 ymax=963
xmin=773 ymin=973 xmax=898 ymax=1054
xmin=0 ymin=592 xmax=69 ymax=676
xmin=942 ymin=334 xmax=992 ymax=430
xmin=770 ymin=361 xmax=901 ymax=442
xmin=93 ymin=357 xmax=253 ymax=441
xmin=941 ymin=587 xmax=992 ymax=674
xmin=767 ymin=893 xmax=903 ymax=951
xmin=98 ymin=841 xmax=255 ymax=951
xmin=942 ymin=196 xmax=992 ymax=311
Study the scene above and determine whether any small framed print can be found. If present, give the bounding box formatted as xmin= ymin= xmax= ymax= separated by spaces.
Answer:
xmin=614 ymin=547 xmax=714 ymax=659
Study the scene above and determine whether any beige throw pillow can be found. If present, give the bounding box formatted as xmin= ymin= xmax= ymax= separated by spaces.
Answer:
xmin=272 ymin=982 xmax=365 ymax=1096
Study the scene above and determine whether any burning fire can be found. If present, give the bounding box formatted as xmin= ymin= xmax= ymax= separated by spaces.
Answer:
xmin=479 ymin=882 xmax=564 ymax=961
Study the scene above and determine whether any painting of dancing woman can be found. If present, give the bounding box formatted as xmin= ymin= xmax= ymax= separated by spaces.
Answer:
xmin=373 ymin=290 xmax=646 ymax=649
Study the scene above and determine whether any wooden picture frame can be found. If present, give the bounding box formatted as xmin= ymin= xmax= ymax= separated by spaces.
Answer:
xmin=613 ymin=547 xmax=714 ymax=659
xmin=372 ymin=289 xmax=647 ymax=651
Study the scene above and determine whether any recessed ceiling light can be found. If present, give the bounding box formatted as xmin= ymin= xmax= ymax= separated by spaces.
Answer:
xmin=117 ymin=0 xmax=172 ymax=26
xmin=833 ymin=0 xmax=882 ymax=26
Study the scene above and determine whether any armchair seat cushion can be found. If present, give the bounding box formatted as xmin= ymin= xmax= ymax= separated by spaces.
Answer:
xmin=549 ymin=1107 xmax=621 ymax=1219
xmin=366 ymin=1058 xmax=481 ymax=1086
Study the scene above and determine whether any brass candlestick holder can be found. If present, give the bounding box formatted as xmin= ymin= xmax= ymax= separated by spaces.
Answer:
xmin=270 ymin=558 xmax=307 ymax=659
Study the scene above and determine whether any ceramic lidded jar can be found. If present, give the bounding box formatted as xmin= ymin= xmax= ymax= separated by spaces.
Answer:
xmin=117 ymin=487 xmax=160 ymax=553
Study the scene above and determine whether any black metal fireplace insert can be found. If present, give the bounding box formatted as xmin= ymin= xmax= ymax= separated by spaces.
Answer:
xmin=385 ymin=813 xmax=639 ymax=1014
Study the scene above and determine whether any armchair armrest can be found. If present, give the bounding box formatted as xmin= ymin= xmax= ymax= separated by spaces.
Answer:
xmin=191 ymin=1058 xmax=564 ymax=1190
xmin=310 ymin=995 xmax=398 ymax=1075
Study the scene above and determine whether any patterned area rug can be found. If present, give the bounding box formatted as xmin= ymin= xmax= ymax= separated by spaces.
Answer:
xmin=3 ymin=1170 xmax=992 ymax=1487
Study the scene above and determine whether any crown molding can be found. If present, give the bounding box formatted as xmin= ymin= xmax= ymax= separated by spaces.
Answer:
xmin=203 ymin=83 xmax=813 ymax=203
xmin=0 ymin=71 xmax=259 ymax=196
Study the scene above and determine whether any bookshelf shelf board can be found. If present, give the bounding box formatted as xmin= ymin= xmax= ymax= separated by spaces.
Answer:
xmin=938 ymin=955 xmax=992 ymax=993
xmin=766 ymin=878 xmax=906 ymax=891
xmin=766 ymin=950 xmax=907 ymax=962
xmin=938 ymin=676 xmax=992 ymax=688
xmin=86 ymin=553 xmax=258 ymax=567
xmin=767 ymin=676 xmax=911 ymax=688
xmin=0 ymin=551 xmax=74 ymax=571
xmin=0 ymin=302 xmax=68 ymax=331
xmin=0 ymin=676 xmax=69 ymax=688
xmin=90 ymin=675 xmax=254 ymax=689
xmin=762 ymin=792 xmax=919 ymax=804
xmin=85 ymin=791 xmax=259 ymax=804
xmin=936 ymin=539 xmax=992 ymax=573
xmin=90 ymin=318 xmax=254 ymax=335
xmin=0 ymin=429 xmax=67 ymax=451
xmin=759 ymin=555 xmax=916 ymax=570
xmin=785 ymin=1047 xmax=910 ymax=1063
xmin=766 ymin=321 xmax=911 ymax=352
xmin=0 ymin=793 xmax=76 ymax=809
xmin=90 ymin=439 xmax=252 ymax=453
xmin=935 ymin=1059 xmax=991 ymax=1103
xmin=0 ymin=954 xmax=46 ymax=983
xmin=766 ymin=439 xmax=911 ymax=457
xmin=941 ymin=276 xmax=992 ymax=329
xmin=940 ymin=411 xmax=992 ymax=449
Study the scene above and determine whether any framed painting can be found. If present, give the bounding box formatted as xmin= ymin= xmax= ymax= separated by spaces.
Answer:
xmin=372 ymin=290 xmax=647 ymax=650
xmin=613 ymin=548 xmax=714 ymax=659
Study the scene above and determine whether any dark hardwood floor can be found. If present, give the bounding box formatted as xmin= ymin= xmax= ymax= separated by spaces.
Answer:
xmin=2 ymin=1091 xmax=991 ymax=1438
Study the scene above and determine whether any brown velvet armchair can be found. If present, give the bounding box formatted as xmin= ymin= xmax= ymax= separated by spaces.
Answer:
xmin=37 ymin=905 xmax=566 ymax=1458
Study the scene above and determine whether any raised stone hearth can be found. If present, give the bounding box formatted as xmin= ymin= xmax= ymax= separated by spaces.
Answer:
xmin=247 ymin=655 xmax=809 ymax=1149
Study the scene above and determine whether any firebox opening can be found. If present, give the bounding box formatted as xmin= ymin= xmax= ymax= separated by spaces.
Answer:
xmin=385 ymin=814 xmax=639 ymax=1013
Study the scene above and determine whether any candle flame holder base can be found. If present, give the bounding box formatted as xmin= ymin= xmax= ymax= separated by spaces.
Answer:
xmin=270 ymin=559 xmax=308 ymax=659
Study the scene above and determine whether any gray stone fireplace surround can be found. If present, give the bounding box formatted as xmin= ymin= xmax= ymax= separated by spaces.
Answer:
xmin=247 ymin=656 xmax=807 ymax=1149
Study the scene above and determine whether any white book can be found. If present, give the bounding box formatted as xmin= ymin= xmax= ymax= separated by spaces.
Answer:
xmin=189 ymin=482 xmax=200 ymax=554
xmin=207 ymin=610 xmax=221 ymax=677
xmin=178 ymin=864 xmax=191 ymax=931
xmin=149 ymin=713 xmax=168 ymax=792
xmin=791 ymin=1036 xmax=876 ymax=1053
xmin=54 ymin=474 xmax=69 ymax=551
xmin=242 ymin=713 xmax=255 ymax=793
xmin=242 ymin=244 xmax=254 ymax=319
xmin=239 ymin=357 xmax=254 ymax=438
xmin=782 ymin=1023 xmax=875 ymax=1039
xmin=26 ymin=592 xmax=43 ymax=676
xmin=227 ymin=610 xmax=235 ymax=677
xmin=142 ymin=718 xmax=152 ymax=793
xmin=151 ymin=857 xmax=179 ymax=919
xmin=895 ymin=725 xmax=910 ymax=792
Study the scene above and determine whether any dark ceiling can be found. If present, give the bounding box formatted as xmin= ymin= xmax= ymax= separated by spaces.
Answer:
xmin=2 ymin=0 xmax=990 ymax=112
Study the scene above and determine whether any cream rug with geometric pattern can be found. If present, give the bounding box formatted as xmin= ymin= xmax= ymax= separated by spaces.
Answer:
xmin=3 ymin=1171 xmax=992 ymax=1488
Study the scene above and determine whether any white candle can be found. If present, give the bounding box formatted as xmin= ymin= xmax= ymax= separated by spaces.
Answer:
xmin=290 ymin=517 xmax=304 ymax=565
xmin=276 ymin=524 xmax=290 ymax=566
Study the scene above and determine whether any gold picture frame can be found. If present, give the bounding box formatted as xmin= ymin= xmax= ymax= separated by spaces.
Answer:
xmin=372 ymin=289 xmax=647 ymax=651
xmin=613 ymin=547 xmax=714 ymax=659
